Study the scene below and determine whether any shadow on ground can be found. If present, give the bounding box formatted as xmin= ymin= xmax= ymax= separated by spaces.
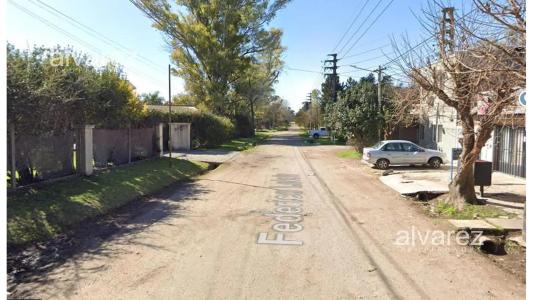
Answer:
xmin=7 ymin=181 xmax=213 ymax=298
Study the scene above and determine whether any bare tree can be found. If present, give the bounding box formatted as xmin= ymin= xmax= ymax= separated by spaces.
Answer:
xmin=391 ymin=0 xmax=525 ymax=208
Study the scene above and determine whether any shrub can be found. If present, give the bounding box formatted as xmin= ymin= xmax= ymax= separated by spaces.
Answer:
xmin=233 ymin=114 xmax=254 ymax=138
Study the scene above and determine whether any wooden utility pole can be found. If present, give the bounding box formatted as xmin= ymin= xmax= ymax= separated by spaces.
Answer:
xmin=168 ymin=64 xmax=172 ymax=167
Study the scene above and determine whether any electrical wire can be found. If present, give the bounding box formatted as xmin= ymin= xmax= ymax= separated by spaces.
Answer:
xmin=331 ymin=0 xmax=371 ymax=53
xmin=337 ymin=0 xmax=385 ymax=56
xmin=340 ymin=0 xmax=395 ymax=59
xmin=9 ymin=0 xmax=168 ymax=87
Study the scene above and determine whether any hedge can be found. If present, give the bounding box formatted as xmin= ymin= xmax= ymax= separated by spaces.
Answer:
xmin=143 ymin=110 xmax=235 ymax=148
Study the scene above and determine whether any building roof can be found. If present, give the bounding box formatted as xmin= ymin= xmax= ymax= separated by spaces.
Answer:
xmin=145 ymin=104 xmax=198 ymax=113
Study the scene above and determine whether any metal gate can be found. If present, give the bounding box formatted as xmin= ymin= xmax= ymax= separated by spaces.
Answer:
xmin=493 ymin=126 xmax=526 ymax=177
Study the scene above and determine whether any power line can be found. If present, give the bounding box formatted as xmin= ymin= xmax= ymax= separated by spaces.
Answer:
xmin=28 ymin=0 xmax=166 ymax=71
xmin=341 ymin=43 xmax=390 ymax=60
xmin=337 ymin=0 xmax=385 ymax=56
xmin=339 ymin=51 xmax=395 ymax=67
xmin=9 ymin=0 xmax=167 ymax=87
xmin=340 ymin=0 xmax=395 ymax=59
xmin=331 ymin=0 xmax=371 ymax=53
xmin=382 ymin=7 xmax=477 ymax=67
xmin=286 ymin=66 xmax=323 ymax=74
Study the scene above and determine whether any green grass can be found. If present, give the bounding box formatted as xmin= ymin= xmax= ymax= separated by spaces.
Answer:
xmin=299 ymin=131 xmax=309 ymax=138
xmin=434 ymin=201 xmax=516 ymax=220
xmin=7 ymin=158 xmax=209 ymax=245
xmin=217 ymin=132 xmax=272 ymax=151
xmin=336 ymin=149 xmax=362 ymax=159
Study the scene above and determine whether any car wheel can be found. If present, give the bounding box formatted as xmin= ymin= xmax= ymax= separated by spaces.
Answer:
xmin=429 ymin=157 xmax=442 ymax=169
xmin=376 ymin=158 xmax=390 ymax=170
xmin=313 ymin=133 xmax=319 ymax=139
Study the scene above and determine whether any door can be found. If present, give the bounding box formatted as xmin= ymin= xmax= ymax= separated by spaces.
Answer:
xmin=400 ymin=142 xmax=426 ymax=164
xmin=494 ymin=126 xmax=525 ymax=177
xmin=381 ymin=142 xmax=404 ymax=164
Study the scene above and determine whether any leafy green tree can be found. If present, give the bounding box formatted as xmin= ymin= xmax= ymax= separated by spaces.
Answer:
xmin=234 ymin=37 xmax=284 ymax=133
xmin=141 ymin=91 xmax=165 ymax=105
xmin=258 ymin=97 xmax=293 ymax=129
xmin=328 ymin=74 xmax=393 ymax=151
xmin=7 ymin=43 xmax=144 ymax=134
xmin=131 ymin=0 xmax=290 ymax=116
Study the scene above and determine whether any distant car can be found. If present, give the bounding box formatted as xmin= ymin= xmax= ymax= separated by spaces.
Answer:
xmin=309 ymin=127 xmax=329 ymax=139
xmin=362 ymin=140 xmax=447 ymax=169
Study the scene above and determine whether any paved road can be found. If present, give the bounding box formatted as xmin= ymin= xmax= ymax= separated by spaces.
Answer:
xmin=15 ymin=128 xmax=524 ymax=299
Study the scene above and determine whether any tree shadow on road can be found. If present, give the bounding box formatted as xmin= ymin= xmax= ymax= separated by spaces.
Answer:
xmin=8 ymin=181 xmax=213 ymax=298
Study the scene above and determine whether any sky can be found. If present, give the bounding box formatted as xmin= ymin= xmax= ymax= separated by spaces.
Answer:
xmin=6 ymin=0 xmax=471 ymax=111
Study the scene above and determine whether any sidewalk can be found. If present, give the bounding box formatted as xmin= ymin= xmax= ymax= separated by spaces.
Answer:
xmin=378 ymin=165 xmax=525 ymax=214
xmin=164 ymin=149 xmax=239 ymax=164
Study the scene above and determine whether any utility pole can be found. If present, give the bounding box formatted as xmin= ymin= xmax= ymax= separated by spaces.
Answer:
xmin=324 ymin=53 xmax=339 ymax=103
xmin=168 ymin=64 xmax=172 ymax=167
xmin=376 ymin=65 xmax=386 ymax=140
xmin=307 ymin=92 xmax=313 ymax=129
xmin=440 ymin=7 xmax=455 ymax=58
xmin=350 ymin=64 xmax=387 ymax=140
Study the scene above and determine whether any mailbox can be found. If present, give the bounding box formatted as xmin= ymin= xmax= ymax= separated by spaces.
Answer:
xmin=474 ymin=160 xmax=492 ymax=197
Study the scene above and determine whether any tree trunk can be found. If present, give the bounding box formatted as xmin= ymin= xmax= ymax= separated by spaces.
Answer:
xmin=447 ymin=113 xmax=494 ymax=208
xmin=448 ymin=161 xmax=477 ymax=209
xmin=249 ymin=97 xmax=256 ymax=136
xmin=447 ymin=112 xmax=479 ymax=208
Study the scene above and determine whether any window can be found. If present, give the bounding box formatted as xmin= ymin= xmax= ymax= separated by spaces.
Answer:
xmin=401 ymin=143 xmax=418 ymax=152
xmin=382 ymin=143 xmax=402 ymax=151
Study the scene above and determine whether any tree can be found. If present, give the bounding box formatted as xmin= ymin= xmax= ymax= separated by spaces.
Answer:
xmin=328 ymin=74 xmax=393 ymax=151
xmin=234 ymin=36 xmax=284 ymax=134
xmin=7 ymin=44 xmax=144 ymax=134
xmin=258 ymin=97 xmax=293 ymax=129
xmin=392 ymin=0 xmax=525 ymax=208
xmin=141 ymin=91 xmax=165 ymax=105
xmin=130 ymin=0 xmax=289 ymax=116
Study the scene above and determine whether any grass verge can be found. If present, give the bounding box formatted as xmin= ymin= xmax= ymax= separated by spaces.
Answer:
xmin=433 ymin=200 xmax=516 ymax=220
xmin=217 ymin=131 xmax=272 ymax=151
xmin=336 ymin=149 xmax=362 ymax=159
xmin=7 ymin=158 xmax=209 ymax=245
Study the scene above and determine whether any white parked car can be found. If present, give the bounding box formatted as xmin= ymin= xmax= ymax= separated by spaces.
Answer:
xmin=362 ymin=140 xmax=447 ymax=169
xmin=309 ymin=127 xmax=329 ymax=139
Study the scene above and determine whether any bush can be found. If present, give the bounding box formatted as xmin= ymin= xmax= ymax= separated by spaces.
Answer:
xmin=233 ymin=114 xmax=254 ymax=138
xmin=143 ymin=110 xmax=234 ymax=148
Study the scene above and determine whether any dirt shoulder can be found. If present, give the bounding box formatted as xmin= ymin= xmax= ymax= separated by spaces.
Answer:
xmin=300 ymin=145 xmax=525 ymax=290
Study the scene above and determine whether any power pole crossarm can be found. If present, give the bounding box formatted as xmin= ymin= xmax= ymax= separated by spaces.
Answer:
xmin=324 ymin=53 xmax=339 ymax=102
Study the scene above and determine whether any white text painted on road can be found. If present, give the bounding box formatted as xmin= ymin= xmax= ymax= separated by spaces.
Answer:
xmin=257 ymin=174 xmax=304 ymax=246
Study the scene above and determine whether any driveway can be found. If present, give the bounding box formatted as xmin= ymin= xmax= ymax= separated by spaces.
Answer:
xmin=11 ymin=128 xmax=525 ymax=299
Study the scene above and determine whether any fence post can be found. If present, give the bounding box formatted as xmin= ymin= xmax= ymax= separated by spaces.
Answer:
xmin=156 ymin=123 xmax=164 ymax=156
xmin=78 ymin=125 xmax=95 ymax=176
xmin=9 ymin=123 xmax=16 ymax=189
xmin=128 ymin=126 xmax=132 ymax=164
